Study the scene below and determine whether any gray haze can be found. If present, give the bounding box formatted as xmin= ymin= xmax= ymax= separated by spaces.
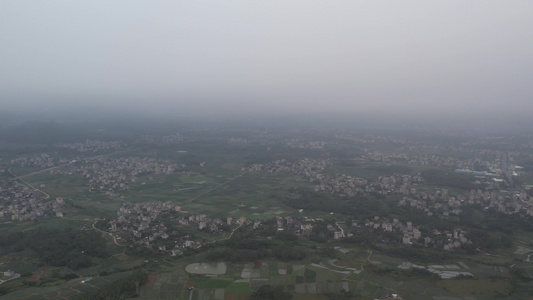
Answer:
xmin=1 ymin=1 xmax=532 ymax=117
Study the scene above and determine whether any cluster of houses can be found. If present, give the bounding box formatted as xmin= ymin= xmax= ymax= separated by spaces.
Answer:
xmin=110 ymin=201 xmax=189 ymax=252
xmin=247 ymin=158 xmax=425 ymax=198
xmin=141 ymin=133 xmax=183 ymax=144
xmin=334 ymin=133 xmax=407 ymax=146
xmin=0 ymin=181 xmax=63 ymax=222
xmin=334 ymin=131 xmax=533 ymax=164
xmin=275 ymin=215 xmax=314 ymax=236
xmin=249 ymin=155 xmax=533 ymax=218
xmin=109 ymin=201 xmax=251 ymax=253
xmin=363 ymin=148 xmax=530 ymax=179
xmin=467 ymin=188 xmax=530 ymax=213
xmin=248 ymin=158 xmax=425 ymax=198
xmin=54 ymin=139 xmax=121 ymax=153
xmin=313 ymin=173 xmax=425 ymax=198
xmin=363 ymin=216 xmax=471 ymax=249
xmin=10 ymin=139 xmax=123 ymax=168
xmin=227 ymin=137 xmax=248 ymax=146
xmin=50 ymin=156 xmax=183 ymax=194
xmin=364 ymin=151 xmax=491 ymax=169
xmin=246 ymin=158 xmax=329 ymax=177
xmin=399 ymin=184 xmax=532 ymax=217
xmin=282 ymin=139 xmax=326 ymax=150
xmin=10 ymin=153 xmax=66 ymax=169
xmin=271 ymin=213 xmax=473 ymax=251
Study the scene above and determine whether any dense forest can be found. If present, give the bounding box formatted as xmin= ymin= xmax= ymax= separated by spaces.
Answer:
xmin=0 ymin=228 xmax=109 ymax=269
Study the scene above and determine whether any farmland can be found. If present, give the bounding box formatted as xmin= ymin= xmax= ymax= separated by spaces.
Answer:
xmin=1 ymin=117 xmax=533 ymax=299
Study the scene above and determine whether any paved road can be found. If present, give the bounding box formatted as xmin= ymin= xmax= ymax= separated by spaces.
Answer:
xmin=186 ymin=174 xmax=243 ymax=203
xmin=7 ymin=168 xmax=50 ymax=199
xmin=10 ymin=148 xmax=138 ymax=180
xmin=6 ymin=149 xmax=135 ymax=198
xmin=196 ymin=222 xmax=244 ymax=249
xmin=0 ymin=273 xmax=20 ymax=285
xmin=10 ymin=161 xmax=74 ymax=179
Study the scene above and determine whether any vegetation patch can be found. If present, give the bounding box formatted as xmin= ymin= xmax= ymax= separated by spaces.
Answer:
xmin=0 ymin=228 xmax=108 ymax=270
xmin=206 ymin=277 xmax=233 ymax=288
xmin=226 ymin=280 xmax=252 ymax=294
xmin=437 ymin=278 xmax=513 ymax=297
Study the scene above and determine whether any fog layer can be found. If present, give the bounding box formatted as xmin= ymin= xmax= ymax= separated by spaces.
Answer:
xmin=1 ymin=1 xmax=532 ymax=116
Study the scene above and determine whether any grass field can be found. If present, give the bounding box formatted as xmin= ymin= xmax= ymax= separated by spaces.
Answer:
xmin=437 ymin=278 xmax=513 ymax=298
xmin=0 ymin=271 xmax=135 ymax=300
xmin=225 ymin=279 xmax=251 ymax=294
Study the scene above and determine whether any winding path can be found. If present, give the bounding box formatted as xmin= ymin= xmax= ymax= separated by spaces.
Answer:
xmin=367 ymin=249 xmax=379 ymax=265
xmin=92 ymin=219 xmax=123 ymax=246
xmin=335 ymin=222 xmax=345 ymax=237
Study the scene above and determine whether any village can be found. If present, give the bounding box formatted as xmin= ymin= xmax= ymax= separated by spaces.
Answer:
xmin=98 ymin=196 xmax=472 ymax=255
xmin=2 ymin=138 xmax=531 ymax=255
xmin=0 ymin=130 xmax=532 ymax=299
xmin=247 ymin=153 xmax=532 ymax=218
xmin=0 ymin=179 xmax=63 ymax=222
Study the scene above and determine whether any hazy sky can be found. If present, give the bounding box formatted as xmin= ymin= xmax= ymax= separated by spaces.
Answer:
xmin=1 ymin=1 xmax=532 ymax=116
